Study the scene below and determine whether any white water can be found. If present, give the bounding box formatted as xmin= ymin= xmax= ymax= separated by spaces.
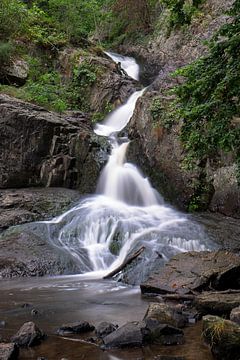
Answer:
xmin=42 ymin=53 xmax=214 ymax=282
xmin=105 ymin=51 xmax=140 ymax=81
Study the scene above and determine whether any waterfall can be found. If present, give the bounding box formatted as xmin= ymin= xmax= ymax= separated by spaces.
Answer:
xmin=42 ymin=52 xmax=214 ymax=282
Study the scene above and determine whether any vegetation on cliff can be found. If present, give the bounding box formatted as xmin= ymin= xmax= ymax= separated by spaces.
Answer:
xmin=173 ymin=0 xmax=240 ymax=180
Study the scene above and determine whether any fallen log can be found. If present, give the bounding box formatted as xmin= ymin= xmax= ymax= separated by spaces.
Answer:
xmin=103 ymin=246 xmax=145 ymax=279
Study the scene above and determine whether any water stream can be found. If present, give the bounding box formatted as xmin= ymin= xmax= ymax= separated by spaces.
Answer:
xmin=40 ymin=52 xmax=215 ymax=282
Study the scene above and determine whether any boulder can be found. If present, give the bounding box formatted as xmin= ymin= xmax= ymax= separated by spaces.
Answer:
xmin=144 ymin=319 xmax=184 ymax=345
xmin=196 ymin=292 xmax=240 ymax=316
xmin=143 ymin=303 xmax=187 ymax=328
xmin=95 ymin=322 xmax=118 ymax=338
xmin=202 ymin=315 xmax=240 ymax=360
xmin=0 ymin=187 xmax=80 ymax=231
xmin=0 ymin=59 xmax=29 ymax=86
xmin=11 ymin=321 xmax=45 ymax=347
xmin=102 ymin=321 xmax=146 ymax=348
xmin=0 ymin=95 xmax=105 ymax=192
xmin=0 ymin=343 xmax=19 ymax=360
xmin=141 ymin=251 xmax=240 ymax=295
xmin=56 ymin=321 xmax=94 ymax=336
xmin=102 ymin=319 xmax=184 ymax=349
xmin=230 ymin=306 xmax=240 ymax=325
xmin=0 ymin=226 xmax=79 ymax=278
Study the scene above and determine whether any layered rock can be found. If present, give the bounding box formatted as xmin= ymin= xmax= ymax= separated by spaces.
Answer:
xmin=0 ymin=187 xmax=80 ymax=231
xmin=141 ymin=251 xmax=240 ymax=295
xmin=0 ymin=94 xmax=106 ymax=191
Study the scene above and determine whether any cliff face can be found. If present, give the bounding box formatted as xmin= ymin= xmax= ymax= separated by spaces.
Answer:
xmin=127 ymin=0 xmax=240 ymax=217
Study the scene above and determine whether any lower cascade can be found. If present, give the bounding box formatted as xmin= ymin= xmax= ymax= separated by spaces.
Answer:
xmin=42 ymin=53 xmax=215 ymax=282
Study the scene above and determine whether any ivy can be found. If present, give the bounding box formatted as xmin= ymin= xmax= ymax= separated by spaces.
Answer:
xmin=172 ymin=0 xmax=240 ymax=182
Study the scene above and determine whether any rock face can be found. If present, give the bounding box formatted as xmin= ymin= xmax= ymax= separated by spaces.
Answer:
xmin=0 ymin=225 xmax=80 ymax=278
xmin=127 ymin=0 xmax=240 ymax=216
xmin=59 ymin=48 xmax=139 ymax=113
xmin=202 ymin=315 xmax=240 ymax=360
xmin=141 ymin=251 xmax=240 ymax=295
xmin=0 ymin=95 xmax=105 ymax=192
xmin=11 ymin=321 xmax=45 ymax=347
xmin=0 ymin=187 xmax=80 ymax=231
xmin=0 ymin=343 xmax=19 ymax=360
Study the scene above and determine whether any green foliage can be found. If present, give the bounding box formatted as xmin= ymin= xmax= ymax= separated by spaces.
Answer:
xmin=0 ymin=42 xmax=15 ymax=65
xmin=161 ymin=0 xmax=204 ymax=29
xmin=25 ymin=72 xmax=68 ymax=112
xmin=171 ymin=0 xmax=240 ymax=185
xmin=0 ymin=0 xmax=28 ymax=40
xmin=150 ymin=96 xmax=175 ymax=129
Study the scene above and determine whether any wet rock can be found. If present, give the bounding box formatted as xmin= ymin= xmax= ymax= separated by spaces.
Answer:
xmin=56 ymin=321 xmax=95 ymax=336
xmin=195 ymin=292 xmax=240 ymax=316
xmin=143 ymin=303 xmax=187 ymax=328
xmin=0 ymin=320 xmax=6 ymax=328
xmin=230 ymin=306 xmax=240 ymax=325
xmin=144 ymin=319 xmax=184 ymax=345
xmin=0 ymin=95 xmax=104 ymax=192
xmin=95 ymin=322 xmax=118 ymax=338
xmin=102 ymin=321 xmax=146 ymax=348
xmin=0 ymin=226 xmax=79 ymax=278
xmin=141 ymin=251 xmax=240 ymax=295
xmin=202 ymin=315 xmax=240 ymax=360
xmin=0 ymin=343 xmax=19 ymax=360
xmin=0 ymin=188 xmax=81 ymax=231
xmin=11 ymin=321 xmax=45 ymax=347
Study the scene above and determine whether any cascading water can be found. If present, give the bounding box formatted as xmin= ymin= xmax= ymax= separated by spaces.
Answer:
xmin=42 ymin=52 xmax=215 ymax=283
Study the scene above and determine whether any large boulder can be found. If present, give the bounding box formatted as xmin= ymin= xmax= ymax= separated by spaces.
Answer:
xmin=11 ymin=321 xmax=45 ymax=347
xmin=0 ymin=95 xmax=105 ymax=192
xmin=0 ymin=187 xmax=80 ymax=231
xmin=0 ymin=225 xmax=80 ymax=278
xmin=202 ymin=315 xmax=240 ymax=360
xmin=102 ymin=321 xmax=146 ymax=348
xmin=141 ymin=251 xmax=240 ymax=295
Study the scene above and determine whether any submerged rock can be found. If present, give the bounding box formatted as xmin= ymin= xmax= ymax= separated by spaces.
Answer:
xmin=0 ymin=343 xmax=19 ymax=360
xmin=202 ymin=315 xmax=240 ymax=360
xmin=141 ymin=251 xmax=240 ymax=295
xmin=11 ymin=321 xmax=45 ymax=347
xmin=195 ymin=292 xmax=240 ymax=316
xmin=56 ymin=321 xmax=95 ymax=336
